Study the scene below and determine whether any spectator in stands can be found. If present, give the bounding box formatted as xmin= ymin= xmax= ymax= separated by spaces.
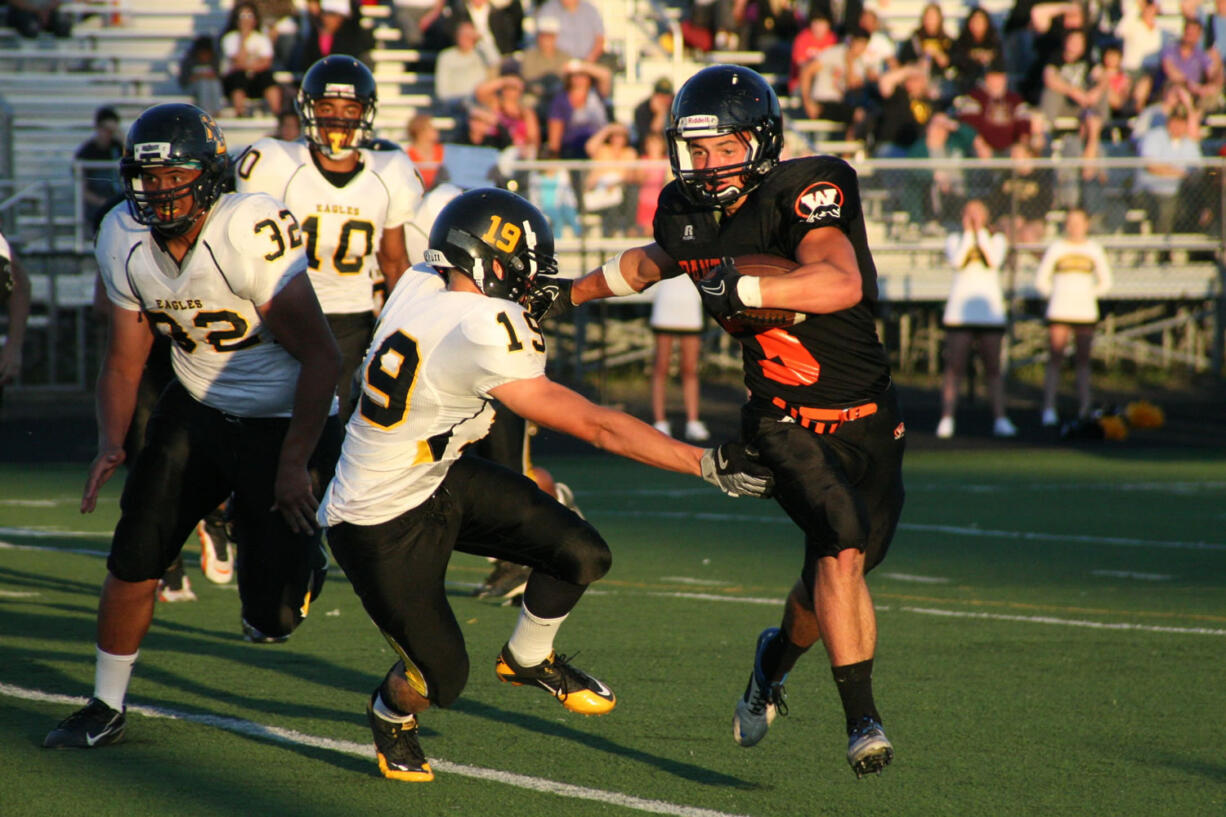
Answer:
xmin=1092 ymin=43 xmax=1135 ymax=120
xmin=991 ymin=140 xmax=1054 ymax=248
xmin=1039 ymin=28 xmax=1109 ymax=181
xmin=583 ymin=122 xmax=638 ymax=237
xmin=858 ymin=6 xmax=897 ymax=73
xmin=808 ymin=0 xmax=861 ymax=37
xmin=632 ymin=77 xmax=673 ymax=151
xmin=874 ymin=62 xmax=940 ymax=156
xmin=1159 ymin=16 xmax=1224 ymax=112
xmin=732 ymin=0 xmax=801 ymax=75
xmin=790 ymin=12 xmax=838 ymax=93
xmin=1021 ymin=1 xmax=1093 ymax=105
xmin=529 ymin=161 xmax=581 ymax=237
xmin=1132 ymin=80 xmax=1199 ymax=144
xmin=253 ymin=0 xmax=300 ymax=70
xmin=441 ymin=0 xmax=521 ymax=62
xmin=179 ymin=35 xmax=225 ymax=117
xmin=798 ymin=26 xmax=878 ymax=139
xmin=956 ymin=60 xmax=1036 ymax=155
xmin=5 ymin=0 xmax=72 ymax=38
xmin=680 ymin=0 xmax=739 ymax=51
xmin=535 ymin=0 xmax=605 ymax=63
xmin=1206 ymin=0 xmax=1226 ymax=55
xmin=546 ymin=62 xmax=609 ymax=159
xmin=649 ymin=274 xmax=709 ymax=442
xmin=897 ymin=2 xmax=954 ymax=86
xmin=936 ymin=198 xmax=1016 ymax=440
xmin=0 ymin=229 xmax=31 ymax=406
xmin=393 ymin=0 xmax=446 ymax=48
xmin=1135 ymin=103 xmax=1203 ymax=242
xmin=273 ymin=109 xmax=302 ymax=140
xmin=1035 ymin=207 xmax=1112 ymax=427
xmin=519 ymin=15 xmax=571 ymax=115
xmin=221 ymin=2 xmax=283 ymax=118
xmin=949 ymin=7 xmax=1003 ymax=96
xmin=293 ymin=0 xmax=375 ymax=72
xmin=434 ymin=20 xmax=494 ymax=115
xmin=1114 ymin=0 xmax=1165 ymax=111
xmin=634 ymin=131 xmax=669 ymax=236
xmin=475 ymin=70 xmax=542 ymax=158
xmin=74 ymin=106 xmax=124 ymax=235
xmin=903 ymin=113 xmax=989 ymax=231
xmin=405 ymin=112 xmax=447 ymax=190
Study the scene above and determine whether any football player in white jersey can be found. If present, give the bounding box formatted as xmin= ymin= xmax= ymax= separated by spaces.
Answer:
xmin=318 ymin=188 xmax=774 ymax=782
xmin=235 ymin=55 xmax=422 ymax=421
xmin=0 ymin=228 xmax=31 ymax=409
xmin=44 ymin=103 xmax=343 ymax=749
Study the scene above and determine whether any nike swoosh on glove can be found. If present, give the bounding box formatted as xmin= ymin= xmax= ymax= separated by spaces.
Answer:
xmin=525 ymin=277 xmax=574 ymax=322
xmin=700 ymin=442 xmax=774 ymax=498
xmin=696 ymin=258 xmax=746 ymax=319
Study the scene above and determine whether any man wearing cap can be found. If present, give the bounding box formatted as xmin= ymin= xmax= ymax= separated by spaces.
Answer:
xmin=294 ymin=0 xmax=374 ymax=72
xmin=521 ymin=16 xmax=609 ymax=120
xmin=633 ymin=77 xmax=674 ymax=150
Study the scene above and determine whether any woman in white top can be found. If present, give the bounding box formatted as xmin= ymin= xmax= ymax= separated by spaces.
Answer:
xmin=648 ymin=275 xmax=709 ymax=442
xmin=1034 ymin=208 xmax=1113 ymax=426
xmin=220 ymin=2 xmax=282 ymax=118
xmin=937 ymin=199 xmax=1016 ymax=439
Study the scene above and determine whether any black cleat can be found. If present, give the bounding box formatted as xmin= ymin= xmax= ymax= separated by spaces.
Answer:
xmin=44 ymin=698 xmax=126 ymax=749
xmin=847 ymin=716 xmax=894 ymax=777
xmin=367 ymin=692 xmax=433 ymax=782
xmin=473 ymin=560 xmax=530 ymax=602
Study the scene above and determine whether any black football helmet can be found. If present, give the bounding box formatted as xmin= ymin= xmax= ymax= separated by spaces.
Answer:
xmin=120 ymin=102 xmax=229 ymax=237
xmin=424 ymin=188 xmax=558 ymax=304
xmin=297 ymin=55 xmax=377 ymax=159
xmin=666 ymin=65 xmax=784 ymax=207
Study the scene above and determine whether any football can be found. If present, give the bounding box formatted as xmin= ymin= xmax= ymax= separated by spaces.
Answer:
xmin=711 ymin=254 xmax=804 ymax=333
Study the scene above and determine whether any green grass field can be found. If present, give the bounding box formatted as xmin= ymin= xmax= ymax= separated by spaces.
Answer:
xmin=2 ymin=449 xmax=1224 ymax=817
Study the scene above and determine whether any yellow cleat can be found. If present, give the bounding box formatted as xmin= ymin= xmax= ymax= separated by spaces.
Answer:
xmin=495 ymin=644 xmax=616 ymax=716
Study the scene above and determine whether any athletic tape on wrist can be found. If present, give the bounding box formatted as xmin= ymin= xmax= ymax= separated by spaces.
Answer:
xmin=601 ymin=251 xmax=635 ymax=296
xmin=736 ymin=275 xmax=763 ymax=308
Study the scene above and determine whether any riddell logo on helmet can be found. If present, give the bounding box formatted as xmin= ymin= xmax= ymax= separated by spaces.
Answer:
xmin=794 ymin=181 xmax=843 ymax=222
xmin=134 ymin=142 xmax=172 ymax=160
xmin=323 ymin=82 xmax=357 ymax=97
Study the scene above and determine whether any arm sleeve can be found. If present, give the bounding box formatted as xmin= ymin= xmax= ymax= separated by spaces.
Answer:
xmin=982 ymin=231 xmax=1009 ymax=269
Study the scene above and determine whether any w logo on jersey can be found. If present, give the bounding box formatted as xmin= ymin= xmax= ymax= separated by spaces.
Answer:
xmin=794 ymin=181 xmax=844 ymax=224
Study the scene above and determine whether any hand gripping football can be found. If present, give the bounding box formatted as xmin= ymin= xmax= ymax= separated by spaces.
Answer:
xmin=708 ymin=254 xmax=805 ymax=334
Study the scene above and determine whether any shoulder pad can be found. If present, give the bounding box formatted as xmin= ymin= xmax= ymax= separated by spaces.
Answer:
xmin=235 ymin=137 xmax=304 ymax=194
xmin=222 ymin=192 xmax=298 ymax=257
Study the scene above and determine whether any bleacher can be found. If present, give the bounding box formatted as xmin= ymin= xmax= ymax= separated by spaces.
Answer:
xmin=2 ymin=0 xmax=1222 ymax=387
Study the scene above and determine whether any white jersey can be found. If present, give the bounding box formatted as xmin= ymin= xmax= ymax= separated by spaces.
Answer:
xmin=0 ymin=230 xmax=10 ymax=263
xmin=96 ymin=193 xmax=308 ymax=418
xmin=942 ymin=228 xmax=1009 ymax=328
xmin=319 ymin=266 xmax=547 ymax=526
xmin=404 ymin=183 xmax=463 ymax=266
xmin=1034 ymin=238 xmax=1113 ymax=323
xmin=235 ymin=138 xmax=423 ymax=315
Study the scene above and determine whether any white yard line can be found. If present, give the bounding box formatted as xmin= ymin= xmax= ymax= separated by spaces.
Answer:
xmin=0 ymin=683 xmax=751 ymax=817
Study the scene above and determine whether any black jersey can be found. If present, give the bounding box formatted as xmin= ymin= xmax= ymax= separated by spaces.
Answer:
xmin=653 ymin=155 xmax=891 ymax=406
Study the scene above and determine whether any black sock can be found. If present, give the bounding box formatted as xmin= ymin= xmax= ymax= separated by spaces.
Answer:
xmin=760 ymin=626 xmax=810 ymax=685
xmin=832 ymin=658 xmax=880 ymax=733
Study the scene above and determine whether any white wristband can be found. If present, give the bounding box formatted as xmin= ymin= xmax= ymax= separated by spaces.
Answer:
xmin=601 ymin=251 xmax=635 ymax=296
xmin=736 ymin=275 xmax=763 ymax=308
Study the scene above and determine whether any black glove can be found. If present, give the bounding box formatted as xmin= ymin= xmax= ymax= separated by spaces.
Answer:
xmin=525 ymin=276 xmax=574 ymax=322
xmin=696 ymin=258 xmax=746 ymax=319
xmin=699 ymin=442 xmax=774 ymax=498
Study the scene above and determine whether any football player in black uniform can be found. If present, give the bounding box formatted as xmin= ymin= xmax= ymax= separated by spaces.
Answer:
xmin=532 ymin=64 xmax=904 ymax=777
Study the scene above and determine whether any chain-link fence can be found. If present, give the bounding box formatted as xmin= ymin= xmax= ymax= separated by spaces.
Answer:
xmin=6 ymin=154 xmax=1224 ymax=393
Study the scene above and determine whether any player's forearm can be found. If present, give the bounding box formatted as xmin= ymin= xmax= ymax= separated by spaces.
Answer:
xmin=94 ymin=366 xmax=142 ymax=452
xmin=578 ymin=407 xmax=703 ymax=477
xmin=571 ymin=245 xmax=664 ymax=306
xmin=758 ymin=262 xmax=862 ymax=314
xmin=280 ymin=355 xmax=340 ymax=469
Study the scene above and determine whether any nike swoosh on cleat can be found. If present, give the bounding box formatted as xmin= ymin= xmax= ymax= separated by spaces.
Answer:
xmin=85 ymin=726 xmax=117 ymax=746
xmin=588 ymin=678 xmax=614 ymax=698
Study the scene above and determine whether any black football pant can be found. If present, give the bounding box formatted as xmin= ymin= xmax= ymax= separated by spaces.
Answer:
xmin=326 ymin=456 xmax=610 ymax=707
xmin=744 ymin=383 xmax=906 ymax=591
xmin=326 ymin=311 xmax=375 ymax=424
xmin=108 ymin=380 xmax=342 ymax=638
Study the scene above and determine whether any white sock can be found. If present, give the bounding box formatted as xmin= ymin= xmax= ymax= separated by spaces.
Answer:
xmin=94 ymin=646 xmax=138 ymax=712
xmin=372 ymin=691 xmax=415 ymax=724
xmin=506 ymin=605 xmax=568 ymax=667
